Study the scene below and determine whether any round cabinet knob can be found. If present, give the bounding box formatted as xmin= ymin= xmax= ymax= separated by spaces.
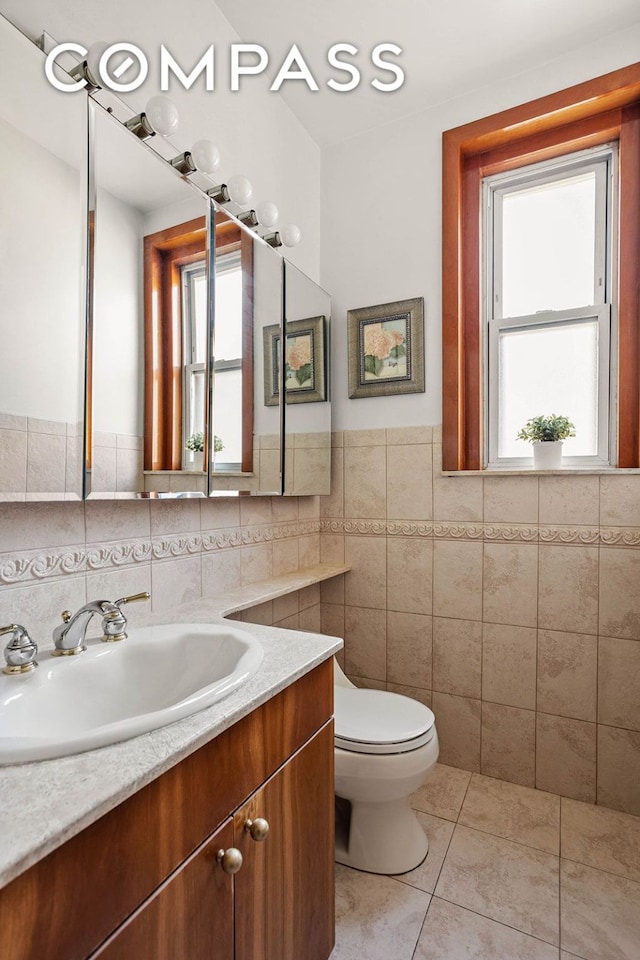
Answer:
xmin=216 ymin=847 xmax=243 ymax=875
xmin=244 ymin=817 xmax=270 ymax=842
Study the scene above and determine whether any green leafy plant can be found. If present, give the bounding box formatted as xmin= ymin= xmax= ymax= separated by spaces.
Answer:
xmin=185 ymin=433 xmax=224 ymax=453
xmin=516 ymin=415 xmax=576 ymax=443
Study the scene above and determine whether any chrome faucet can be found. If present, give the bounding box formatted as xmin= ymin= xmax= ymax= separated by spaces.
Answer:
xmin=1 ymin=623 xmax=38 ymax=674
xmin=52 ymin=592 xmax=150 ymax=656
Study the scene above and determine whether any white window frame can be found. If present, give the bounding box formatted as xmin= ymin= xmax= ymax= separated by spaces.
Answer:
xmin=181 ymin=259 xmax=207 ymax=469
xmin=482 ymin=143 xmax=618 ymax=469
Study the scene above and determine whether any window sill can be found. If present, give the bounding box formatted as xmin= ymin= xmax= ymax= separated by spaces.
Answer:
xmin=442 ymin=466 xmax=640 ymax=476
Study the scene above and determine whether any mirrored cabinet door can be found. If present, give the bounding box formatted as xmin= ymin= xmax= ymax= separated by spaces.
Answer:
xmin=282 ymin=262 xmax=331 ymax=496
xmin=209 ymin=210 xmax=283 ymax=496
xmin=87 ymin=99 xmax=212 ymax=498
xmin=0 ymin=14 xmax=84 ymax=500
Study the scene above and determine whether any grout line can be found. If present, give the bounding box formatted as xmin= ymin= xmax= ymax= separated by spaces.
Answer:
xmin=452 ymin=819 xmax=559 ymax=859
xmin=558 ymin=796 xmax=563 ymax=953
xmin=427 ymin=894 xmax=561 ymax=950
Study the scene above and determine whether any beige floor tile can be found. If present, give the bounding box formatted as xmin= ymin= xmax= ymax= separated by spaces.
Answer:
xmin=393 ymin=812 xmax=455 ymax=893
xmin=561 ymin=797 xmax=640 ymax=883
xmin=561 ymin=859 xmax=640 ymax=960
xmin=411 ymin=763 xmax=472 ymax=821
xmin=331 ymin=864 xmax=430 ymax=960
xmin=435 ymin=825 xmax=560 ymax=944
xmin=460 ymin=774 xmax=560 ymax=854
xmin=415 ymin=897 xmax=559 ymax=960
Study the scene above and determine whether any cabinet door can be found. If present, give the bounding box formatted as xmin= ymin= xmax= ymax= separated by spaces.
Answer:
xmin=233 ymin=722 xmax=335 ymax=960
xmin=91 ymin=819 xmax=234 ymax=960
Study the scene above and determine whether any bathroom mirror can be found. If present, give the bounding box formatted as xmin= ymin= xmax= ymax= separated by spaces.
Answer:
xmin=87 ymin=98 xmax=213 ymax=497
xmin=283 ymin=262 xmax=331 ymax=496
xmin=208 ymin=209 xmax=284 ymax=496
xmin=0 ymin=14 xmax=85 ymax=499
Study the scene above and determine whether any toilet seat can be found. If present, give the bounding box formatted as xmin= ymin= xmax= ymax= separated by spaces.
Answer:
xmin=334 ymin=687 xmax=436 ymax=755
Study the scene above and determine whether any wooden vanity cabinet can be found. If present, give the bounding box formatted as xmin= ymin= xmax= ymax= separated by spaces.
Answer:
xmin=0 ymin=660 xmax=335 ymax=960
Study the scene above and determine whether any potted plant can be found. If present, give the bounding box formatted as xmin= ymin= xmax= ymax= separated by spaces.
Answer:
xmin=185 ymin=433 xmax=224 ymax=471
xmin=516 ymin=414 xmax=575 ymax=469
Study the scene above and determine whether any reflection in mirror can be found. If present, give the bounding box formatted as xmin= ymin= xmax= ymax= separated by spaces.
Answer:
xmin=282 ymin=263 xmax=331 ymax=496
xmin=0 ymin=14 xmax=84 ymax=499
xmin=88 ymin=98 xmax=212 ymax=497
xmin=209 ymin=210 xmax=283 ymax=495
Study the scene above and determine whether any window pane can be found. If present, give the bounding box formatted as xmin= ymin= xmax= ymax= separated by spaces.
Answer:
xmin=188 ymin=368 xmax=205 ymax=441
xmin=213 ymin=369 xmax=243 ymax=464
xmin=191 ymin=272 xmax=208 ymax=362
xmin=215 ymin=264 xmax=242 ymax=360
xmin=497 ymin=319 xmax=599 ymax=458
xmin=501 ymin=172 xmax=596 ymax=317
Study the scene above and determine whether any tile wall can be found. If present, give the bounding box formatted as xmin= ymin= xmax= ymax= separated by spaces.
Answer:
xmin=319 ymin=426 xmax=640 ymax=816
xmin=0 ymin=495 xmax=320 ymax=655
xmin=0 ymin=413 xmax=82 ymax=496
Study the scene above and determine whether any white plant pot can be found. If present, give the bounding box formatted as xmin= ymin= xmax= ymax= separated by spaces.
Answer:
xmin=532 ymin=440 xmax=563 ymax=470
xmin=191 ymin=451 xmax=204 ymax=472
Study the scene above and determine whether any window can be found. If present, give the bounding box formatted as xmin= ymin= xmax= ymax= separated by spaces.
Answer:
xmin=144 ymin=214 xmax=254 ymax=474
xmin=442 ymin=62 xmax=640 ymax=471
xmin=484 ymin=145 xmax=617 ymax=467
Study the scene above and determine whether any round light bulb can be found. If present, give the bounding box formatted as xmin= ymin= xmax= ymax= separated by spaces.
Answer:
xmin=145 ymin=96 xmax=180 ymax=137
xmin=280 ymin=223 xmax=302 ymax=247
xmin=190 ymin=139 xmax=221 ymax=174
xmin=255 ymin=200 xmax=279 ymax=229
xmin=226 ymin=174 xmax=253 ymax=206
xmin=85 ymin=41 xmax=110 ymax=86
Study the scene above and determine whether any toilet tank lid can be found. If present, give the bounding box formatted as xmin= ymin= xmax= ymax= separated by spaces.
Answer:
xmin=334 ymin=687 xmax=435 ymax=745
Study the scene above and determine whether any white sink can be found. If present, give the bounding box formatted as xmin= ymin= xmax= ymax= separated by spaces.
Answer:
xmin=0 ymin=623 xmax=263 ymax=764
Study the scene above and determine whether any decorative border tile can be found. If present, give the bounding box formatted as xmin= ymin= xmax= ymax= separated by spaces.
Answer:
xmin=0 ymin=520 xmax=321 ymax=585
xmin=0 ymin=547 xmax=86 ymax=584
xmin=319 ymin=518 xmax=640 ymax=548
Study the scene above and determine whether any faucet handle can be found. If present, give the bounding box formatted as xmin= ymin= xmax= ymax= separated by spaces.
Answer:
xmin=114 ymin=592 xmax=151 ymax=608
xmin=1 ymin=624 xmax=38 ymax=675
xmin=101 ymin=591 xmax=151 ymax=643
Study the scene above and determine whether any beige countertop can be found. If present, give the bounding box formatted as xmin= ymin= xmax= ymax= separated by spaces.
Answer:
xmin=0 ymin=564 xmax=348 ymax=889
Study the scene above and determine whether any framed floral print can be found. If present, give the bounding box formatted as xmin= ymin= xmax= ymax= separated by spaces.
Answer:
xmin=347 ymin=297 xmax=425 ymax=398
xmin=263 ymin=315 xmax=327 ymax=405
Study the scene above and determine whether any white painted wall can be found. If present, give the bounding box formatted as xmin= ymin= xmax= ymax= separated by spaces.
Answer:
xmin=0 ymin=116 xmax=83 ymax=424
xmin=93 ymin=187 xmax=143 ymax=436
xmin=321 ymin=22 xmax=640 ymax=431
xmin=0 ymin=0 xmax=321 ymax=281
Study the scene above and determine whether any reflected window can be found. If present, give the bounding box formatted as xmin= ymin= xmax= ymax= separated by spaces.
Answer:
xmin=214 ymin=214 xmax=254 ymax=474
xmin=213 ymin=249 xmax=243 ymax=469
xmin=144 ymin=215 xmax=254 ymax=475
xmin=143 ymin=217 xmax=207 ymax=472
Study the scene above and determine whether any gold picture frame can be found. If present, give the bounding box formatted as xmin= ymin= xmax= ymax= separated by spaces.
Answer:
xmin=263 ymin=315 xmax=327 ymax=405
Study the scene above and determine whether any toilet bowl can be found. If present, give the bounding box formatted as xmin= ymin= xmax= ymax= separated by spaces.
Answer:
xmin=333 ymin=661 xmax=439 ymax=875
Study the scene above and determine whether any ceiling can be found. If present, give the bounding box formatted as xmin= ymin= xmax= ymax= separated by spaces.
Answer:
xmin=215 ymin=0 xmax=640 ymax=146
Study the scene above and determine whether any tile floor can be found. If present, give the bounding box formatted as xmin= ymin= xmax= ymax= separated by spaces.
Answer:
xmin=331 ymin=764 xmax=640 ymax=960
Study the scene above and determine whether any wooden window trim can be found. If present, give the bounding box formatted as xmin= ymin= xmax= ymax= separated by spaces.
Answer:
xmin=144 ymin=217 xmax=207 ymax=472
xmin=442 ymin=62 xmax=640 ymax=470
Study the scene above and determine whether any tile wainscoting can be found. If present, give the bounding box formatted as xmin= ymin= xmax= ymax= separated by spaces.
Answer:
xmin=0 ymin=495 xmax=321 ymax=655
xmin=319 ymin=426 xmax=640 ymax=816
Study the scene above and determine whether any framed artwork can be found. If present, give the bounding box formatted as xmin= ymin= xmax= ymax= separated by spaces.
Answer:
xmin=263 ymin=316 xmax=327 ymax=405
xmin=347 ymin=297 xmax=425 ymax=399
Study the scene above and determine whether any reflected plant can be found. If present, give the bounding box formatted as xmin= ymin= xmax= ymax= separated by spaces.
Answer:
xmin=185 ymin=432 xmax=224 ymax=453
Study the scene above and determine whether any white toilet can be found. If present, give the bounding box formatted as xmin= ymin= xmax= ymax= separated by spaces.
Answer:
xmin=333 ymin=660 xmax=439 ymax=875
